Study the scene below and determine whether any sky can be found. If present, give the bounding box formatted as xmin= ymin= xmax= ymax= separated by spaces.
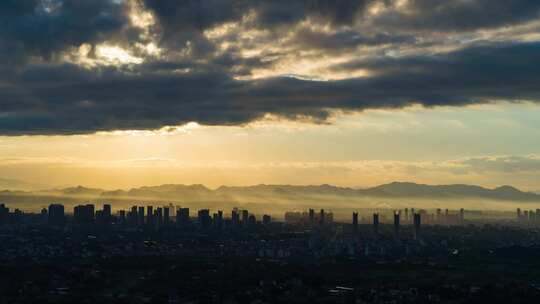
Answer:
xmin=1 ymin=0 xmax=540 ymax=190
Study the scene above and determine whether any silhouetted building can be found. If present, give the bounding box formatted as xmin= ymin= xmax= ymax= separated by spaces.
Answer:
xmin=118 ymin=210 xmax=126 ymax=224
xmin=103 ymin=204 xmax=111 ymax=217
xmin=213 ymin=210 xmax=223 ymax=228
xmin=164 ymin=207 xmax=170 ymax=224
xmin=352 ymin=212 xmax=358 ymax=234
xmin=48 ymin=204 xmax=65 ymax=226
xmin=320 ymin=209 xmax=325 ymax=226
xmin=176 ymin=208 xmax=190 ymax=225
xmin=156 ymin=207 xmax=164 ymax=226
xmin=373 ymin=213 xmax=379 ymax=234
xmin=262 ymin=214 xmax=271 ymax=225
xmin=394 ymin=211 xmax=400 ymax=239
xmin=413 ymin=213 xmax=421 ymax=240
xmin=138 ymin=206 xmax=145 ymax=226
xmin=100 ymin=204 xmax=112 ymax=224
xmin=309 ymin=208 xmax=315 ymax=225
xmin=40 ymin=208 xmax=47 ymax=223
xmin=147 ymin=206 xmax=153 ymax=226
xmin=198 ymin=209 xmax=211 ymax=229
xmin=0 ymin=204 xmax=8 ymax=224
xmin=248 ymin=214 xmax=256 ymax=227
xmin=231 ymin=209 xmax=240 ymax=227
xmin=74 ymin=204 xmax=95 ymax=223
xmin=459 ymin=208 xmax=465 ymax=225
xmin=242 ymin=210 xmax=249 ymax=227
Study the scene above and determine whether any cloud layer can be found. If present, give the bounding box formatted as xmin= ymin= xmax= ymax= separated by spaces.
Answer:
xmin=1 ymin=0 xmax=540 ymax=135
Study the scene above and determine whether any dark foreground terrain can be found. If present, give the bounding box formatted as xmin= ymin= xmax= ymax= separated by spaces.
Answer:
xmin=1 ymin=206 xmax=540 ymax=303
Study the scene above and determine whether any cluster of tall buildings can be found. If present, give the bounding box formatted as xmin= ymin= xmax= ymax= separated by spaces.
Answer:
xmin=516 ymin=208 xmax=540 ymax=224
xmin=284 ymin=209 xmax=334 ymax=226
xmin=350 ymin=208 xmax=467 ymax=240
xmin=22 ymin=203 xmax=273 ymax=230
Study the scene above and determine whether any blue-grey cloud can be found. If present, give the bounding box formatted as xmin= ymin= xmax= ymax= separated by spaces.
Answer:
xmin=1 ymin=0 xmax=540 ymax=135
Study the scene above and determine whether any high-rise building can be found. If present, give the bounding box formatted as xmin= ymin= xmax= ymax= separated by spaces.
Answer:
xmin=309 ymin=208 xmax=315 ymax=225
xmin=231 ymin=209 xmax=240 ymax=227
xmin=102 ymin=204 xmax=112 ymax=224
xmin=103 ymin=204 xmax=111 ymax=217
xmin=147 ymin=206 xmax=154 ymax=226
xmin=517 ymin=208 xmax=522 ymax=221
xmin=242 ymin=210 xmax=249 ymax=227
xmin=48 ymin=204 xmax=65 ymax=226
xmin=176 ymin=208 xmax=190 ymax=225
xmin=40 ymin=208 xmax=48 ymax=223
xmin=262 ymin=214 xmax=271 ymax=225
xmin=413 ymin=213 xmax=421 ymax=240
xmin=404 ymin=208 xmax=409 ymax=223
xmin=118 ymin=210 xmax=126 ymax=224
xmin=459 ymin=208 xmax=465 ymax=225
xmin=214 ymin=210 xmax=223 ymax=228
xmin=198 ymin=209 xmax=211 ymax=229
xmin=394 ymin=211 xmax=400 ymax=238
xmin=0 ymin=204 xmax=9 ymax=223
xmin=373 ymin=213 xmax=379 ymax=234
xmin=164 ymin=207 xmax=170 ymax=225
xmin=248 ymin=214 xmax=256 ymax=227
xmin=74 ymin=204 xmax=95 ymax=223
xmin=352 ymin=212 xmax=358 ymax=234
xmin=156 ymin=207 xmax=163 ymax=226
xmin=320 ymin=209 xmax=325 ymax=226
xmin=138 ymin=206 xmax=145 ymax=226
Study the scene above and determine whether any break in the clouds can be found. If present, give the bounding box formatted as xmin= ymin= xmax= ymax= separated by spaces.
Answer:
xmin=1 ymin=0 xmax=540 ymax=135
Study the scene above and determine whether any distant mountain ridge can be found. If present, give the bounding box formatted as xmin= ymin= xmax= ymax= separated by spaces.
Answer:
xmin=15 ymin=181 xmax=540 ymax=202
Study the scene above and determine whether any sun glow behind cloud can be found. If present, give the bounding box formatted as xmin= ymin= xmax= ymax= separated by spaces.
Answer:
xmin=0 ymin=103 xmax=539 ymax=190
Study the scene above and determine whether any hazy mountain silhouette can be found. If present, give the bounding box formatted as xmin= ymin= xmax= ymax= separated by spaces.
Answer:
xmin=2 ymin=182 xmax=539 ymax=205
xmin=358 ymin=182 xmax=540 ymax=201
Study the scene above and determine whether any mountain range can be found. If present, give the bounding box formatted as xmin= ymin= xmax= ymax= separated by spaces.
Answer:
xmin=2 ymin=181 xmax=538 ymax=202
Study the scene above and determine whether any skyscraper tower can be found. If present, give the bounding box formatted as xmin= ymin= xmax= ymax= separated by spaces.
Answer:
xmin=413 ymin=213 xmax=421 ymax=240
xmin=164 ymin=207 xmax=170 ymax=224
xmin=459 ymin=208 xmax=465 ymax=225
xmin=352 ymin=212 xmax=358 ymax=235
xmin=404 ymin=208 xmax=409 ymax=223
xmin=242 ymin=210 xmax=249 ymax=227
xmin=138 ymin=206 xmax=145 ymax=226
xmin=320 ymin=209 xmax=325 ymax=226
xmin=147 ymin=206 xmax=154 ymax=226
xmin=309 ymin=208 xmax=315 ymax=225
xmin=394 ymin=211 xmax=400 ymax=239
xmin=373 ymin=213 xmax=379 ymax=235
xmin=48 ymin=204 xmax=65 ymax=226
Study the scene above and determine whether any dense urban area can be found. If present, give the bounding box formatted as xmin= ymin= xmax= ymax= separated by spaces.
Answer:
xmin=1 ymin=203 xmax=540 ymax=303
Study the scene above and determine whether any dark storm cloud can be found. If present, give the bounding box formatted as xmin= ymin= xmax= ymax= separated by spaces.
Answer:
xmin=0 ymin=0 xmax=131 ymax=63
xmin=293 ymin=28 xmax=416 ymax=51
xmin=1 ymin=0 xmax=540 ymax=135
xmin=1 ymin=41 xmax=540 ymax=135
xmin=374 ymin=0 xmax=540 ymax=32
